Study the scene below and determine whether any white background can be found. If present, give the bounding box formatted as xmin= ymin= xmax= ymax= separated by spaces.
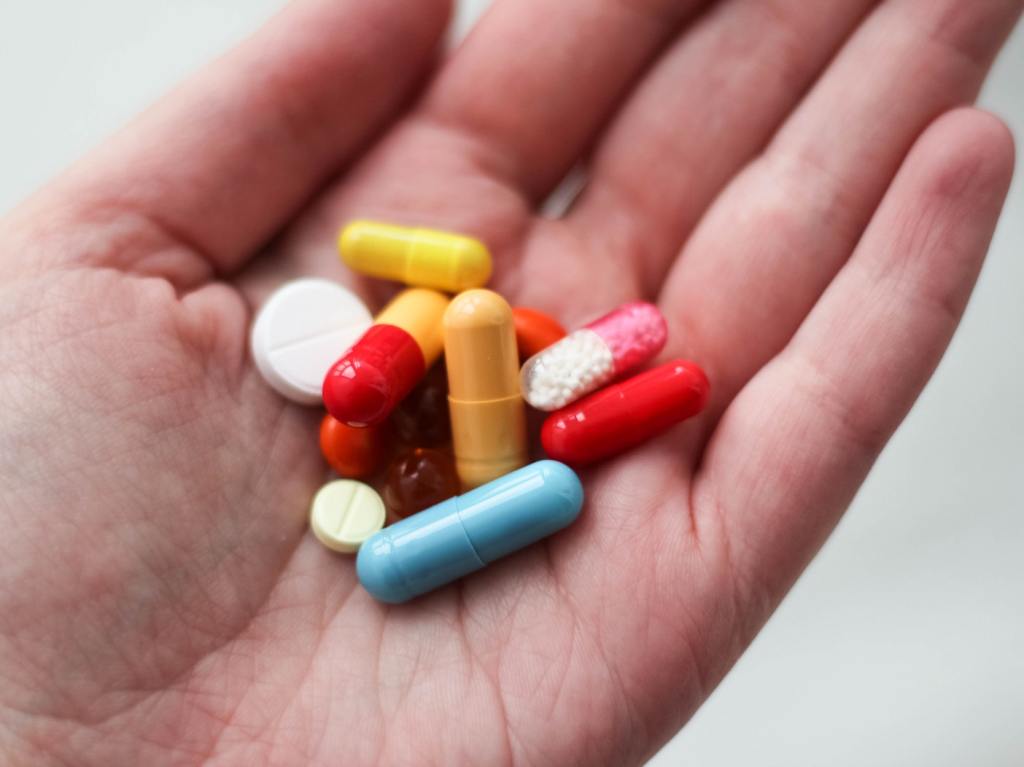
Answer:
xmin=1 ymin=2 xmax=1020 ymax=764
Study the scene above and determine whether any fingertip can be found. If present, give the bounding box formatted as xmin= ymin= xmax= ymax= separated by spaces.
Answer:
xmin=385 ymin=0 xmax=453 ymax=49
xmin=913 ymin=107 xmax=1016 ymax=204
xmin=963 ymin=108 xmax=1016 ymax=193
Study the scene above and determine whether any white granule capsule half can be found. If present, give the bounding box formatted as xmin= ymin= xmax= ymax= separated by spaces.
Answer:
xmin=520 ymin=329 xmax=615 ymax=411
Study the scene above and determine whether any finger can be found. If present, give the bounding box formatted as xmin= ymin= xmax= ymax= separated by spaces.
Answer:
xmin=656 ymin=0 xmax=1021 ymax=417
xmin=694 ymin=108 xmax=1014 ymax=625
xmin=566 ymin=0 xmax=881 ymax=295
xmin=260 ymin=0 xmax=714 ymax=312
xmin=14 ymin=0 xmax=450 ymax=284
xmin=415 ymin=0 xmax=708 ymax=202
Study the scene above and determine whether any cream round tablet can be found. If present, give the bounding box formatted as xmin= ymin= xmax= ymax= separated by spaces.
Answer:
xmin=251 ymin=278 xmax=372 ymax=404
xmin=310 ymin=479 xmax=386 ymax=553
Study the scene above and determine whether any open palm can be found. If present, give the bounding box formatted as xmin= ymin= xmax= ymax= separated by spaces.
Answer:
xmin=0 ymin=0 xmax=1018 ymax=764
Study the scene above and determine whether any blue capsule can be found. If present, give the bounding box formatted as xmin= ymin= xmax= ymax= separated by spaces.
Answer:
xmin=357 ymin=460 xmax=583 ymax=603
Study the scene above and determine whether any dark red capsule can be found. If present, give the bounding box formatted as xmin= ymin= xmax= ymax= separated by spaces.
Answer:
xmin=541 ymin=360 xmax=709 ymax=466
xmin=383 ymin=448 xmax=460 ymax=519
xmin=392 ymin=362 xmax=451 ymax=446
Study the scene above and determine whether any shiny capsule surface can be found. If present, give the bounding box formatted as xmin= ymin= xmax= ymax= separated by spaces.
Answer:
xmin=339 ymin=221 xmax=492 ymax=292
xmin=541 ymin=360 xmax=709 ymax=466
xmin=512 ymin=307 xmax=567 ymax=359
xmin=383 ymin=448 xmax=460 ymax=520
xmin=323 ymin=288 xmax=448 ymax=427
xmin=444 ymin=290 xmax=528 ymax=489
xmin=319 ymin=414 xmax=388 ymax=479
xmin=520 ymin=301 xmax=668 ymax=411
xmin=357 ymin=461 xmax=583 ymax=603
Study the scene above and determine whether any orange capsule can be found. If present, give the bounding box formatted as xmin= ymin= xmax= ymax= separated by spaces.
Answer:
xmin=319 ymin=414 xmax=388 ymax=478
xmin=512 ymin=307 xmax=566 ymax=360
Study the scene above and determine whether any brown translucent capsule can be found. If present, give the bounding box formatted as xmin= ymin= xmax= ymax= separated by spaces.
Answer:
xmin=392 ymin=362 xmax=451 ymax=446
xmin=383 ymin=448 xmax=460 ymax=520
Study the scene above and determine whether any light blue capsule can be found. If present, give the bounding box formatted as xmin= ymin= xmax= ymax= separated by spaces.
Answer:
xmin=357 ymin=460 xmax=584 ymax=603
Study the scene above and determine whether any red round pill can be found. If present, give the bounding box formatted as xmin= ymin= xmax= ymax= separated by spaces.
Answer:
xmin=319 ymin=413 xmax=389 ymax=478
xmin=541 ymin=359 xmax=709 ymax=466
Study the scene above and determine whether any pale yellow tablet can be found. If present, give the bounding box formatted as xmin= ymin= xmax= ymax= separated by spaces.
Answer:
xmin=309 ymin=480 xmax=386 ymax=554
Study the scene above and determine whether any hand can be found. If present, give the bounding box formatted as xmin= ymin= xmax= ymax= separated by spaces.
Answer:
xmin=0 ymin=0 xmax=1017 ymax=763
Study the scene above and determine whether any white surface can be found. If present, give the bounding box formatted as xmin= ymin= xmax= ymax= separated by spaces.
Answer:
xmin=521 ymin=329 xmax=616 ymax=411
xmin=250 ymin=278 xmax=372 ymax=405
xmin=0 ymin=1 xmax=1021 ymax=764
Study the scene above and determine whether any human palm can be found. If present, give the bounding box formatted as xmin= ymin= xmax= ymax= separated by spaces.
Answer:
xmin=0 ymin=0 xmax=1018 ymax=764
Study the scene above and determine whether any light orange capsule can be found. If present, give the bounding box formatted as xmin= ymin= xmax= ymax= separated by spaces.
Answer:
xmin=444 ymin=290 xmax=528 ymax=489
xmin=512 ymin=307 xmax=566 ymax=359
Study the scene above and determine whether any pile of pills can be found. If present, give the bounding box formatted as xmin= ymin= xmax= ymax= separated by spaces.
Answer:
xmin=251 ymin=221 xmax=709 ymax=603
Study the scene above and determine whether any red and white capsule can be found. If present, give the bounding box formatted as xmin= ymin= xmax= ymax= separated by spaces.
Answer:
xmin=520 ymin=301 xmax=668 ymax=411
xmin=541 ymin=359 xmax=709 ymax=466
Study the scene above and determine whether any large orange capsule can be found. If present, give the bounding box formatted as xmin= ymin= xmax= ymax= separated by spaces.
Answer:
xmin=541 ymin=360 xmax=709 ymax=466
xmin=444 ymin=290 xmax=528 ymax=489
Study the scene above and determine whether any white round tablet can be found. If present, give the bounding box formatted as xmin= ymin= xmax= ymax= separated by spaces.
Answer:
xmin=310 ymin=479 xmax=386 ymax=554
xmin=251 ymin=278 xmax=372 ymax=404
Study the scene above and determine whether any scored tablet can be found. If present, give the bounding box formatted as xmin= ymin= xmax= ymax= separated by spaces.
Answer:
xmin=250 ymin=278 xmax=372 ymax=404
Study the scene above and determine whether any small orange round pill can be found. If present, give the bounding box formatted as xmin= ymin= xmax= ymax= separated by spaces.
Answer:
xmin=319 ymin=414 xmax=388 ymax=478
xmin=512 ymin=307 xmax=566 ymax=359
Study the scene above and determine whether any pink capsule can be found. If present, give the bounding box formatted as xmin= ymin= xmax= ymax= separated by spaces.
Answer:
xmin=520 ymin=301 xmax=668 ymax=411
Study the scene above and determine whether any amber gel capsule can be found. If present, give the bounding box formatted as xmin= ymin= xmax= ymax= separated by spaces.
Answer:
xmin=392 ymin=363 xmax=451 ymax=447
xmin=444 ymin=289 xmax=528 ymax=489
xmin=383 ymin=448 xmax=460 ymax=519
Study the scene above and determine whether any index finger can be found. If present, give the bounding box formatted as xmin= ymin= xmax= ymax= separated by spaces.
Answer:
xmin=7 ymin=0 xmax=450 ymax=285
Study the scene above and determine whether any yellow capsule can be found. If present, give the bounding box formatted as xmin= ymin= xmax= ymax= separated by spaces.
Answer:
xmin=444 ymin=289 xmax=528 ymax=489
xmin=339 ymin=221 xmax=493 ymax=293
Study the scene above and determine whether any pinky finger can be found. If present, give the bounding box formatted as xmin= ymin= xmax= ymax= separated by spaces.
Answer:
xmin=694 ymin=108 xmax=1015 ymax=618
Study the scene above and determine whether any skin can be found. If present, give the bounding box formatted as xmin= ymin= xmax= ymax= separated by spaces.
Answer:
xmin=0 ymin=0 xmax=1019 ymax=763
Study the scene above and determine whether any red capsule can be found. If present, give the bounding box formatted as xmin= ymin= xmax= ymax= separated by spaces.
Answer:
xmin=323 ymin=325 xmax=423 ymax=427
xmin=322 ymin=289 xmax=448 ymax=427
xmin=541 ymin=360 xmax=709 ymax=466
